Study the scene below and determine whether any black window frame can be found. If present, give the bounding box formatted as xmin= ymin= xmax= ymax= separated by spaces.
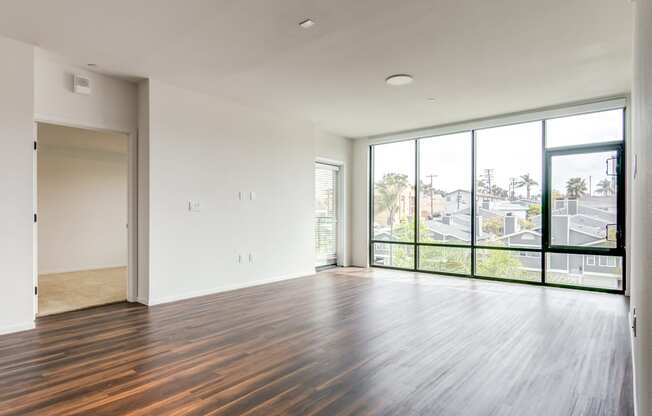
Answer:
xmin=369 ymin=105 xmax=627 ymax=294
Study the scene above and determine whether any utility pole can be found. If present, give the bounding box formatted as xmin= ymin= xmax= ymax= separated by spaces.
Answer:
xmin=426 ymin=174 xmax=437 ymax=218
xmin=509 ymin=177 xmax=517 ymax=200
xmin=480 ymin=169 xmax=494 ymax=194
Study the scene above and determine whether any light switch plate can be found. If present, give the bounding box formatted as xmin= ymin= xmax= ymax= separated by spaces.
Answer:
xmin=188 ymin=200 xmax=201 ymax=212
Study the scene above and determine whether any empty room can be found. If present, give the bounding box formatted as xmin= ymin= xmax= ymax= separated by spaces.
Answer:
xmin=0 ymin=1 xmax=650 ymax=415
xmin=36 ymin=123 xmax=129 ymax=316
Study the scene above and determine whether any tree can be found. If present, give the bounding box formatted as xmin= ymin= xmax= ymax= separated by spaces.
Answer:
xmin=566 ymin=177 xmax=587 ymax=199
xmin=477 ymin=179 xmax=490 ymax=194
xmin=596 ymin=178 xmax=614 ymax=196
xmin=483 ymin=217 xmax=504 ymax=237
xmin=527 ymin=204 xmax=541 ymax=217
xmin=490 ymin=185 xmax=509 ymax=199
xmin=375 ymin=173 xmax=409 ymax=237
xmin=516 ymin=174 xmax=538 ymax=200
xmin=421 ymin=181 xmax=435 ymax=218
xmin=476 ymin=250 xmax=521 ymax=278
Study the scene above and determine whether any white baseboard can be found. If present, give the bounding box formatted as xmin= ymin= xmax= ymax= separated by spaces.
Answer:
xmin=629 ymin=313 xmax=639 ymax=416
xmin=0 ymin=321 xmax=35 ymax=336
xmin=136 ymin=296 xmax=149 ymax=305
xmin=147 ymin=270 xmax=313 ymax=306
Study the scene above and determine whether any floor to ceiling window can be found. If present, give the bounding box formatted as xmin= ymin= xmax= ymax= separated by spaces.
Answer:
xmin=369 ymin=102 xmax=626 ymax=293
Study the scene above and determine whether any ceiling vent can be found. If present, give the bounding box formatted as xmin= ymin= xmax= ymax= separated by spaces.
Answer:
xmin=73 ymin=74 xmax=91 ymax=95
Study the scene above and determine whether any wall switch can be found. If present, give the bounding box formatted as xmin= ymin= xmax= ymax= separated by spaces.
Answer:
xmin=188 ymin=200 xmax=201 ymax=212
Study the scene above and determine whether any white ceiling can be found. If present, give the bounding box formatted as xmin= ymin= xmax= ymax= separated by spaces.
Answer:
xmin=0 ymin=0 xmax=633 ymax=138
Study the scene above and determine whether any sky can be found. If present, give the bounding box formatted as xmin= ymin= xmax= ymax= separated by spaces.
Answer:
xmin=373 ymin=109 xmax=623 ymax=198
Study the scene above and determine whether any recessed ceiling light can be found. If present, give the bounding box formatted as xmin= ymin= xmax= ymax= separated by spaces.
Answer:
xmin=299 ymin=19 xmax=315 ymax=29
xmin=385 ymin=74 xmax=414 ymax=86
xmin=427 ymin=97 xmax=436 ymax=102
xmin=87 ymin=63 xmax=97 ymax=67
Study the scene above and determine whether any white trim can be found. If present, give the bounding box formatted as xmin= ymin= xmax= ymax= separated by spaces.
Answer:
xmin=147 ymin=270 xmax=314 ymax=306
xmin=0 ymin=321 xmax=35 ymax=336
xmin=367 ymin=96 xmax=627 ymax=145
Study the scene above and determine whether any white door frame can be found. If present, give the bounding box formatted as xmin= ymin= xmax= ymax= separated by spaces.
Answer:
xmin=33 ymin=118 xmax=138 ymax=317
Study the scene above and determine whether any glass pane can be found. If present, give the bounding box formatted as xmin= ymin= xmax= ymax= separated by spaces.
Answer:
xmin=418 ymin=246 xmax=471 ymax=275
xmin=549 ymin=151 xmax=618 ymax=249
xmin=546 ymin=109 xmax=623 ymax=148
xmin=372 ymin=141 xmax=415 ymax=242
xmin=372 ymin=243 xmax=414 ymax=269
xmin=419 ymin=132 xmax=472 ymax=244
xmin=546 ymin=253 xmax=623 ymax=290
xmin=475 ymin=248 xmax=541 ymax=282
xmin=475 ymin=122 xmax=542 ymax=248
xmin=315 ymin=164 xmax=338 ymax=267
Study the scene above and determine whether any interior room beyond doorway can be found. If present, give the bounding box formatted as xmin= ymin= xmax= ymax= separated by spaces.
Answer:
xmin=36 ymin=123 xmax=129 ymax=316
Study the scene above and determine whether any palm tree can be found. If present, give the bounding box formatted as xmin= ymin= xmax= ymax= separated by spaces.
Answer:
xmin=516 ymin=174 xmax=538 ymax=200
xmin=596 ymin=178 xmax=614 ymax=196
xmin=375 ymin=173 xmax=409 ymax=237
xmin=566 ymin=177 xmax=587 ymax=199
xmin=491 ymin=185 xmax=508 ymax=199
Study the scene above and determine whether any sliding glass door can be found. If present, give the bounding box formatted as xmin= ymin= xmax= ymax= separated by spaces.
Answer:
xmin=315 ymin=163 xmax=339 ymax=268
xmin=369 ymin=104 xmax=626 ymax=293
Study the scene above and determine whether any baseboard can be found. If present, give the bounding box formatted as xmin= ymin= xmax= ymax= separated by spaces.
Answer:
xmin=147 ymin=270 xmax=313 ymax=306
xmin=0 ymin=321 xmax=35 ymax=336
xmin=136 ymin=296 xmax=150 ymax=306
xmin=629 ymin=313 xmax=639 ymax=416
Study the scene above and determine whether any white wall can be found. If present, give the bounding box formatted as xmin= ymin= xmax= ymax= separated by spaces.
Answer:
xmin=137 ymin=81 xmax=150 ymax=303
xmin=351 ymin=140 xmax=370 ymax=267
xmin=630 ymin=0 xmax=652 ymax=414
xmin=314 ymin=130 xmax=354 ymax=266
xmin=0 ymin=37 xmax=34 ymax=334
xmin=37 ymin=124 xmax=128 ymax=274
xmin=34 ymin=49 xmax=137 ymax=133
xmin=34 ymin=47 xmax=139 ymax=302
xmin=143 ymin=79 xmax=316 ymax=305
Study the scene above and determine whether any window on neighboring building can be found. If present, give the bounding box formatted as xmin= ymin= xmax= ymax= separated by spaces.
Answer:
xmin=586 ymin=256 xmax=596 ymax=266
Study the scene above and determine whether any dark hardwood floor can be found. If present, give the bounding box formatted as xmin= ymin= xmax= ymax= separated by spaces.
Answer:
xmin=0 ymin=268 xmax=633 ymax=415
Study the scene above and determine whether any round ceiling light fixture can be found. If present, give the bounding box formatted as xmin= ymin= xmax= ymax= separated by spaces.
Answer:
xmin=385 ymin=74 xmax=414 ymax=86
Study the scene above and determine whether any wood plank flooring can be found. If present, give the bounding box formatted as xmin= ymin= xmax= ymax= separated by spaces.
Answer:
xmin=0 ymin=268 xmax=633 ymax=415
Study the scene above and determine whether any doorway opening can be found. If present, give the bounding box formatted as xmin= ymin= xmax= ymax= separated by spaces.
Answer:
xmin=36 ymin=123 xmax=130 ymax=316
